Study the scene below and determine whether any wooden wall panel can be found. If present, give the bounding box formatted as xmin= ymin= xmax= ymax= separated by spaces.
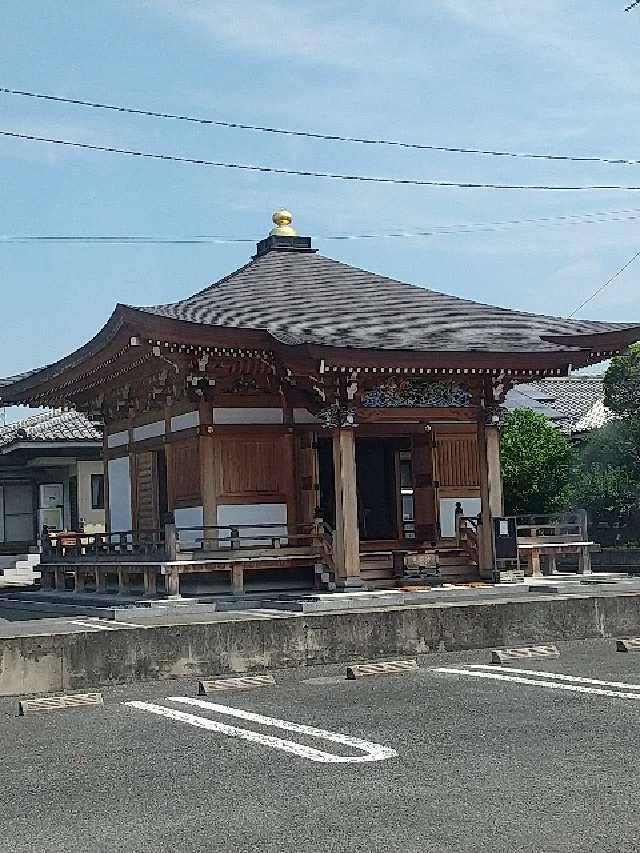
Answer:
xmin=411 ymin=433 xmax=437 ymax=543
xmin=215 ymin=435 xmax=291 ymax=502
xmin=435 ymin=433 xmax=480 ymax=489
xmin=132 ymin=451 xmax=158 ymax=531
xmin=168 ymin=440 xmax=201 ymax=508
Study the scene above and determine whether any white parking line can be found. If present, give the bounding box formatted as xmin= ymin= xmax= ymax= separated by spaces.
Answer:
xmin=69 ymin=619 xmax=145 ymax=631
xmin=124 ymin=697 xmax=397 ymax=764
xmin=70 ymin=620 xmax=109 ymax=632
xmin=435 ymin=667 xmax=640 ymax=700
xmin=468 ymin=664 xmax=640 ymax=692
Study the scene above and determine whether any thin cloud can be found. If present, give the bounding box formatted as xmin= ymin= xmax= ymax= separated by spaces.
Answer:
xmin=145 ymin=0 xmax=430 ymax=74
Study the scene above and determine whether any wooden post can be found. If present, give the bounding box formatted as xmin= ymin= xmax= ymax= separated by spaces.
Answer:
xmin=230 ymin=564 xmax=244 ymax=594
xmin=74 ymin=571 xmax=85 ymax=593
xmin=165 ymin=566 xmax=180 ymax=597
xmin=530 ymin=550 xmax=542 ymax=577
xmin=118 ymin=567 xmax=130 ymax=596
xmin=579 ymin=546 xmax=592 ymax=575
xmin=95 ymin=567 xmax=106 ymax=593
xmin=54 ymin=566 xmax=66 ymax=592
xmin=143 ymin=566 xmax=157 ymax=597
xmin=199 ymin=405 xmax=217 ymax=550
xmin=230 ymin=528 xmax=241 ymax=550
xmin=332 ymin=428 xmax=360 ymax=585
xmin=40 ymin=567 xmax=53 ymax=591
xmin=165 ymin=523 xmax=178 ymax=561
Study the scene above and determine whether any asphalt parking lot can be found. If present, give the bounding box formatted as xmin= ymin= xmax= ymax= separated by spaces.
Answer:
xmin=2 ymin=639 xmax=640 ymax=853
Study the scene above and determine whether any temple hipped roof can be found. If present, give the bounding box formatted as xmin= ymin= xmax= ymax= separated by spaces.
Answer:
xmin=0 ymin=214 xmax=638 ymax=406
xmin=141 ymin=249 xmax=634 ymax=354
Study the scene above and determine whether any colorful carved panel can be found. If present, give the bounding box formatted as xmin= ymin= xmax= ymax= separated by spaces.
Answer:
xmin=361 ymin=379 xmax=473 ymax=408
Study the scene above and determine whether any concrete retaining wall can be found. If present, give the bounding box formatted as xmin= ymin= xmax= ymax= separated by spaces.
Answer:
xmin=3 ymin=593 xmax=640 ymax=696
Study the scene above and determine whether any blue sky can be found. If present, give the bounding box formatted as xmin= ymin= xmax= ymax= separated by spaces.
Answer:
xmin=1 ymin=0 xmax=639 ymax=420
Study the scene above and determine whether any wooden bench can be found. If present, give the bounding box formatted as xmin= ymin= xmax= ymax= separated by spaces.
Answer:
xmin=517 ymin=541 xmax=596 ymax=576
xmin=516 ymin=512 xmax=596 ymax=577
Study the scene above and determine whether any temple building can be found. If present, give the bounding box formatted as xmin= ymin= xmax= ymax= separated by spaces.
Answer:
xmin=1 ymin=210 xmax=638 ymax=595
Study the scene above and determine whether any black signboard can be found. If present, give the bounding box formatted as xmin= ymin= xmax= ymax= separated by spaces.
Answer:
xmin=493 ymin=516 xmax=518 ymax=561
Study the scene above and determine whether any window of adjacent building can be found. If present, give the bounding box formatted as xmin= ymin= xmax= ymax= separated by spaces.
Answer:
xmin=91 ymin=473 xmax=105 ymax=510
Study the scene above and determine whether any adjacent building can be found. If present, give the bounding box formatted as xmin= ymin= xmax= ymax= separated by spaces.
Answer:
xmin=0 ymin=409 xmax=104 ymax=559
xmin=505 ymin=375 xmax=617 ymax=438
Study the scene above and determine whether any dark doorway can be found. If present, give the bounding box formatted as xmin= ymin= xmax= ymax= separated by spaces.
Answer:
xmin=156 ymin=448 xmax=169 ymax=521
xmin=356 ymin=438 xmax=397 ymax=540
xmin=317 ymin=437 xmax=335 ymax=529
xmin=69 ymin=476 xmax=79 ymax=531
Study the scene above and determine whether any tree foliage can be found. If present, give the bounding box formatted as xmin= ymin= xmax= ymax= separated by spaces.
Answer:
xmin=604 ymin=342 xmax=640 ymax=418
xmin=500 ymin=409 xmax=575 ymax=515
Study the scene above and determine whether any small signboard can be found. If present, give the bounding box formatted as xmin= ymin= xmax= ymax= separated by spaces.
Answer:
xmin=493 ymin=516 xmax=518 ymax=560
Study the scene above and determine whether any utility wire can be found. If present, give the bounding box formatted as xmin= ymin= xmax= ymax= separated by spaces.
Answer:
xmin=625 ymin=0 xmax=640 ymax=11
xmin=7 ymin=129 xmax=640 ymax=191
xmin=569 ymin=248 xmax=640 ymax=317
xmin=3 ymin=208 xmax=640 ymax=245
xmin=2 ymin=85 xmax=640 ymax=168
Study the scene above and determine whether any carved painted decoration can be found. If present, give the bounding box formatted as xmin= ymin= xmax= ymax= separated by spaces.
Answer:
xmin=317 ymin=404 xmax=359 ymax=429
xmin=361 ymin=379 xmax=473 ymax=408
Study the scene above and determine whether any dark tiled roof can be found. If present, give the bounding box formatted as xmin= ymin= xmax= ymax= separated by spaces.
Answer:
xmin=505 ymin=376 xmax=617 ymax=434
xmin=0 ymin=409 xmax=102 ymax=448
xmin=140 ymin=249 xmax=633 ymax=353
xmin=0 ymin=368 xmax=44 ymax=387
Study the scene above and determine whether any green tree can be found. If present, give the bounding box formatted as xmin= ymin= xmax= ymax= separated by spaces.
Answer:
xmin=569 ymin=417 xmax=640 ymax=543
xmin=500 ymin=409 xmax=575 ymax=515
xmin=604 ymin=342 xmax=640 ymax=418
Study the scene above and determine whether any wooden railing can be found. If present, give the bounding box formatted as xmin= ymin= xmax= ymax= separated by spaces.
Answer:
xmin=172 ymin=520 xmax=334 ymax=565
xmin=456 ymin=515 xmax=480 ymax=567
xmin=41 ymin=519 xmax=335 ymax=571
xmin=41 ymin=529 xmax=165 ymax=563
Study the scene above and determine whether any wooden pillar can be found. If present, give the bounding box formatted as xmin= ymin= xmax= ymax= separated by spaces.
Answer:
xmin=478 ymin=420 xmax=495 ymax=579
xmin=485 ymin=425 xmax=504 ymax=518
xmin=332 ymin=429 xmax=360 ymax=584
xmin=199 ymin=404 xmax=217 ymax=548
xmin=74 ymin=570 xmax=85 ymax=593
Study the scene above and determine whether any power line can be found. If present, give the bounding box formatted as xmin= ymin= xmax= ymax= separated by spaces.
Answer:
xmin=2 ymin=85 xmax=640 ymax=169
xmin=569 ymin=248 xmax=640 ymax=317
xmin=3 ymin=208 xmax=640 ymax=245
xmin=7 ymin=129 xmax=640 ymax=191
xmin=625 ymin=0 xmax=640 ymax=11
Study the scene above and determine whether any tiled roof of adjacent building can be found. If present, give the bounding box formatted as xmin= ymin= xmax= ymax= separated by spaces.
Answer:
xmin=505 ymin=376 xmax=617 ymax=435
xmin=140 ymin=249 xmax=634 ymax=353
xmin=0 ymin=409 xmax=102 ymax=448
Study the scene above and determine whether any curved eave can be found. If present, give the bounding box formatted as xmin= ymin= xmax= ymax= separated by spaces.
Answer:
xmin=541 ymin=326 xmax=640 ymax=349
xmin=0 ymin=306 xmax=133 ymax=404
xmin=1 ymin=305 xmax=637 ymax=407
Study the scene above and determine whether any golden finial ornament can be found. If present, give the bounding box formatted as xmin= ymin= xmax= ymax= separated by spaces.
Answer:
xmin=270 ymin=209 xmax=297 ymax=237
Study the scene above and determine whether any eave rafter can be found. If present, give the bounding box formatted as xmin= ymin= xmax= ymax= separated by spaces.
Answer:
xmin=2 ymin=297 xmax=637 ymax=417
